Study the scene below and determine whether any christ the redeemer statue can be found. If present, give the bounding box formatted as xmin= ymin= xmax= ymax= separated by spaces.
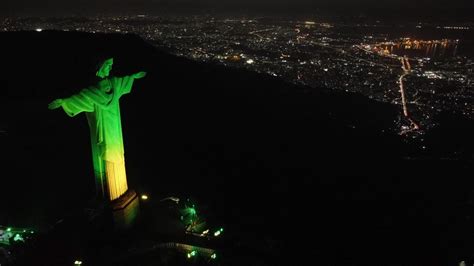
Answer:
xmin=48 ymin=58 xmax=146 ymax=201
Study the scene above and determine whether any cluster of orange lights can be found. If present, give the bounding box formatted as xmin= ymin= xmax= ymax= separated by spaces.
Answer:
xmin=226 ymin=55 xmax=241 ymax=61
xmin=385 ymin=38 xmax=454 ymax=48
xmin=369 ymin=38 xmax=459 ymax=56
xmin=397 ymin=38 xmax=455 ymax=49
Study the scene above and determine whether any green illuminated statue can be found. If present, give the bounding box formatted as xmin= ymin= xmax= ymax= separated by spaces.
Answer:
xmin=48 ymin=58 xmax=146 ymax=201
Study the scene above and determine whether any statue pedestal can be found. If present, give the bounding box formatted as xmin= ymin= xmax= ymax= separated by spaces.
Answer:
xmin=111 ymin=189 xmax=140 ymax=230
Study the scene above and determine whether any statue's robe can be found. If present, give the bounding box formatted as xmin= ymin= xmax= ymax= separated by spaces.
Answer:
xmin=60 ymin=76 xmax=135 ymax=201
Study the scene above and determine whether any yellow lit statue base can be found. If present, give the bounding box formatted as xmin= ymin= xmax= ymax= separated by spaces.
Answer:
xmin=105 ymin=160 xmax=128 ymax=201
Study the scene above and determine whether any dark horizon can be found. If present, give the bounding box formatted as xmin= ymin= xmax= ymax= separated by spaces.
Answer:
xmin=2 ymin=0 xmax=474 ymax=21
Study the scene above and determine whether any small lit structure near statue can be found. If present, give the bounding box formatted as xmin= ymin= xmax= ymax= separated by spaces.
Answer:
xmin=0 ymin=226 xmax=35 ymax=246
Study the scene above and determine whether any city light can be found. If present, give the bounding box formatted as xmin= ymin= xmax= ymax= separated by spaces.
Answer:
xmin=187 ymin=250 xmax=197 ymax=259
xmin=214 ymin=228 xmax=224 ymax=237
xmin=442 ymin=26 xmax=470 ymax=30
xmin=141 ymin=194 xmax=148 ymax=200
xmin=13 ymin=234 xmax=24 ymax=242
xmin=200 ymin=229 xmax=209 ymax=236
xmin=74 ymin=260 xmax=83 ymax=265
xmin=35 ymin=28 xmax=42 ymax=32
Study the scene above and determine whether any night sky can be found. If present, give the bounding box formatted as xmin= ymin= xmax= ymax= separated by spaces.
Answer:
xmin=2 ymin=0 xmax=474 ymax=17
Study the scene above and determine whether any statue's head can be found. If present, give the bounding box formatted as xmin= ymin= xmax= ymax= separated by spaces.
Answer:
xmin=96 ymin=58 xmax=114 ymax=78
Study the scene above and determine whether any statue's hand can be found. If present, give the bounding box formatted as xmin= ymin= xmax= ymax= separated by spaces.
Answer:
xmin=133 ymin=71 xmax=147 ymax=79
xmin=48 ymin=99 xmax=63 ymax=110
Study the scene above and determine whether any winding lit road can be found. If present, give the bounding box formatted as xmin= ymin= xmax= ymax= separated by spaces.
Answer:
xmin=399 ymin=56 xmax=420 ymax=130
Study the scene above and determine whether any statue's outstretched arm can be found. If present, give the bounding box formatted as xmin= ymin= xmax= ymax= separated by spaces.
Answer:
xmin=48 ymin=98 xmax=63 ymax=110
xmin=132 ymin=71 xmax=147 ymax=79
